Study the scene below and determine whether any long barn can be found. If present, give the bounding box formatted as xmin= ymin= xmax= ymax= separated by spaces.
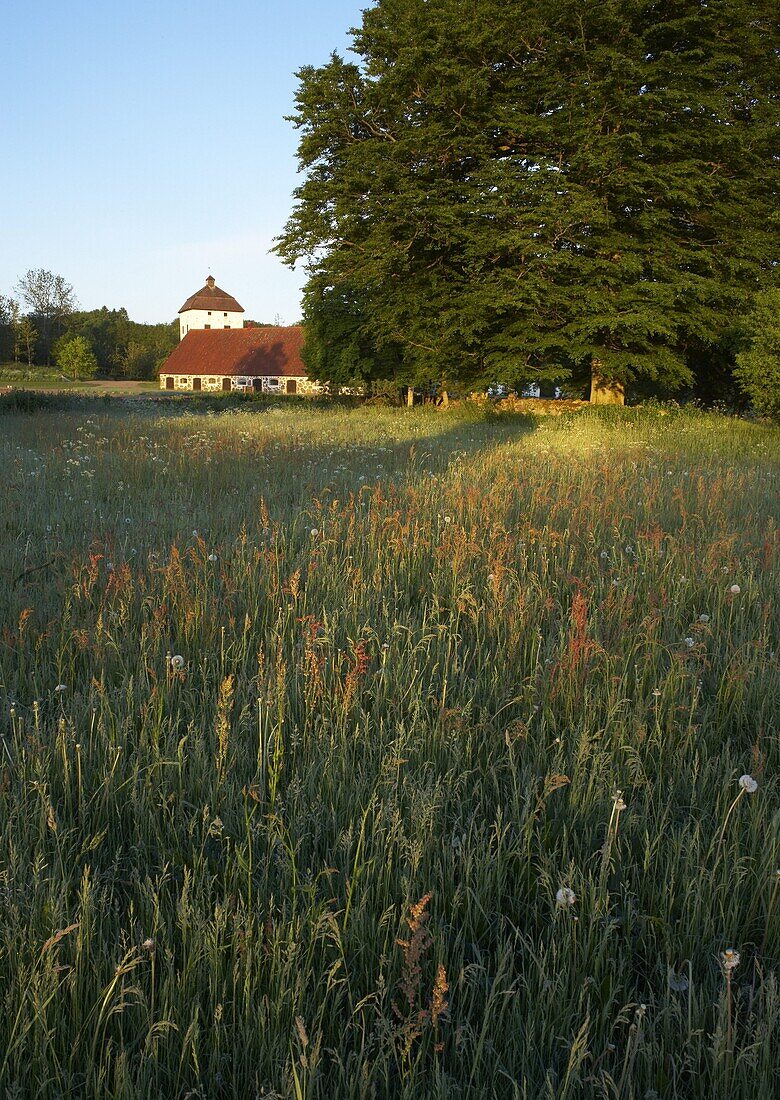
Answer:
xmin=159 ymin=326 xmax=320 ymax=395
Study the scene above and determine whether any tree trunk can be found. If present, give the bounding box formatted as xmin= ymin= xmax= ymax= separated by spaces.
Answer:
xmin=590 ymin=360 xmax=625 ymax=405
xmin=406 ymin=386 xmax=415 ymax=407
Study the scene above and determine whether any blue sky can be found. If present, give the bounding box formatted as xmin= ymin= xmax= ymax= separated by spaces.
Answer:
xmin=0 ymin=1 xmax=366 ymax=324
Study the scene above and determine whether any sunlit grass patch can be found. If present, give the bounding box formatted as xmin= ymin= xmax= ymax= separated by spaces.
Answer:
xmin=0 ymin=401 xmax=778 ymax=1097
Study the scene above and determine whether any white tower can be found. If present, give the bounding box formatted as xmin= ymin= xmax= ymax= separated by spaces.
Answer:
xmin=178 ymin=275 xmax=245 ymax=340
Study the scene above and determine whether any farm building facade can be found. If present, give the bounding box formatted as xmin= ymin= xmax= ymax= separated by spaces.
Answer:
xmin=159 ymin=326 xmax=320 ymax=394
xmin=161 ymin=274 xmax=320 ymax=394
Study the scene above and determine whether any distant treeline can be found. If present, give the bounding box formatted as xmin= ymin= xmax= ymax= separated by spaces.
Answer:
xmin=0 ymin=270 xmax=282 ymax=381
xmin=0 ymin=283 xmax=179 ymax=378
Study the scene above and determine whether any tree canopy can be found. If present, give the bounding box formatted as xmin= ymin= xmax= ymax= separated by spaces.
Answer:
xmin=276 ymin=0 xmax=779 ymax=399
xmin=735 ymin=289 xmax=780 ymax=419
xmin=16 ymin=269 xmax=77 ymax=365
xmin=54 ymin=334 xmax=98 ymax=380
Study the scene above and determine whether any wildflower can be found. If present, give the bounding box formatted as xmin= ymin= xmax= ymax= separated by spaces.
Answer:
xmin=444 ymin=515 xmax=452 ymax=524
xmin=170 ymin=655 xmax=185 ymax=672
xmin=106 ymin=562 xmax=114 ymax=572
xmin=729 ymin=584 xmax=741 ymax=595
xmin=556 ymin=886 xmax=576 ymax=908
xmin=720 ymin=948 xmax=740 ymax=973
xmin=651 ymin=687 xmax=662 ymax=698
xmin=310 ymin=528 xmax=319 ymax=536
xmin=54 ymin=684 xmax=67 ymax=694
xmin=738 ymin=774 xmax=758 ymax=793
xmin=613 ymin=794 xmax=627 ymax=811
xmin=208 ymin=553 xmax=217 ymax=562
xmin=684 ymin=636 xmax=695 ymax=648
xmin=699 ymin=613 xmax=710 ymax=623
xmin=142 ymin=938 xmax=155 ymax=951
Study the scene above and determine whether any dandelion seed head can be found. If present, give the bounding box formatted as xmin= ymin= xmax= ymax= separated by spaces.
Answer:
xmin=54 ymin=684 xmax=67 ymax=694
xmin=668 ymin=967 xmax=689 ymax=993
xmin=684 ymin=636 xmax=695 ymax=648
xmin=720 ymin=948 xmax=741 ymax=972
xmin=738 ymin=774 xmax=758 ymax=793
xmin=729 ymin=584 xmax=741 ymax=595
xmin=556 ymin=886 xmax=576 ymax=908
xmin=170 ymin=655 xmax=185 ymax=672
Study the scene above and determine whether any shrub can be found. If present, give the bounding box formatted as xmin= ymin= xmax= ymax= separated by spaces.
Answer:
xmin=54 ymin=334 xmax=98 ymax=380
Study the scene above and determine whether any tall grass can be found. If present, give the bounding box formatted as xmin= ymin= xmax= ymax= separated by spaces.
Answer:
xmin=0 ymin=399 xmax=778 ymax=1098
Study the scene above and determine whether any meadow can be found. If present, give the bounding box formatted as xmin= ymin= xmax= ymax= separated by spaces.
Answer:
xmin=0 ymin=397 xmax=778 ymax=1099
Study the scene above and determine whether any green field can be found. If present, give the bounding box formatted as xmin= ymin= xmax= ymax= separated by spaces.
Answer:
xmin=1 ymin=399 xmax=778 ymax=1098
xmin=0 ymin=366 xmax=160 ymax=395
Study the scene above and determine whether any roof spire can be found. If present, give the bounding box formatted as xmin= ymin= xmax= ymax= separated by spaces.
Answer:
xmin=206 ymin=274 xmax=215 ymax=288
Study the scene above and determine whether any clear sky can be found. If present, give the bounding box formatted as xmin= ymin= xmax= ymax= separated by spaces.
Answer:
xmin=0 ymin=1 xmax=366 ymax=324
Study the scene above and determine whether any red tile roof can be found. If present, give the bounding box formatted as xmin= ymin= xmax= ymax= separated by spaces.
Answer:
xmin=161 ymin=327 xmax=308 ymax=377
xmin=178 ymin=276 xmax=244 ymax=315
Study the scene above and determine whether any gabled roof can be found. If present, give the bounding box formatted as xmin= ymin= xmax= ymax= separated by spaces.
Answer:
xmin=161 ymin=327 xmax=307 ymax=377
xmin=178 ymin=275 xmax=244 ymax=315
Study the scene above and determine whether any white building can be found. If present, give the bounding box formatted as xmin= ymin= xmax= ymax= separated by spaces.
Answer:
xmin=178 ymin=275 xmax=245 ymax=340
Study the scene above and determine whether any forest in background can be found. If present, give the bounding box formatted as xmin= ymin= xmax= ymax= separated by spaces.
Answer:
xmin=0 ymin=270 xmax=178 ymax=380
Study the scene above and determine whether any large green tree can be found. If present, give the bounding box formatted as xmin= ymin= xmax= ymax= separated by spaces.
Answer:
xmin=15 ymin=269 xmax=77 ymax=365
xmin=277 ymin=0 xmax=778 ymax=401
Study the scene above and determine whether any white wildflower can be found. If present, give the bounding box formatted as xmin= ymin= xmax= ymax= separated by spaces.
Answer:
xmin=729 ymin=584 xmax=741 ymax=595
xmin=556 ymin=886 xmax=576 ymax=908
xmin=170 ymin=655 xmax=185 ymax=672
xmin=738 ymin=774 xmax=758 ymax=794
xmin=684 ymin=636 xmax=695 ymax=648
xmin=699 ymin=613 xmax=710 ymax=623
xmin=54 ymin=684 xmax=67 ymax=694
